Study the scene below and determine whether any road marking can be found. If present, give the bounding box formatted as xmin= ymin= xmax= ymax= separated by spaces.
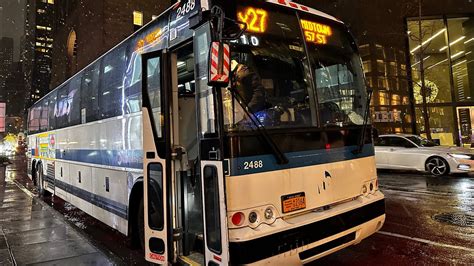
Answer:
xmin=380 ymin=186 xmax=472 ymax=199
xmin=377 ymin=231 xmax=474 ymax=253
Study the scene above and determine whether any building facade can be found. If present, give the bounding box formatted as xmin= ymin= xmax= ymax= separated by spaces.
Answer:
xmin=0 ymin=37 xmax=14 ymax=101
xmin=23 ymin=0 xmax=55 ymax=108
xmin=49 ymin=0 xmax=170 ymax=88
xmin=408 ymin=16 xmax=474 ymax=146
xmin=299 ymin=0 xmax=474 ymax=146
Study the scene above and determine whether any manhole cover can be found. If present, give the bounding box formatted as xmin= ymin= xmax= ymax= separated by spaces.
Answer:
xmin=433 ymin=213 xmax=474 ymax=227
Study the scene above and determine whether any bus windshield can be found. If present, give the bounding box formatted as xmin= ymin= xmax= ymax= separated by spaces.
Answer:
xmin=223 ymin=4 xmax=367 ymax=132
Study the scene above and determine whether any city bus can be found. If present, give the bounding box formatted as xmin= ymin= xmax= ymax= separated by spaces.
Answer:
xmin=27 ymin=0 xmax=385 ymax=264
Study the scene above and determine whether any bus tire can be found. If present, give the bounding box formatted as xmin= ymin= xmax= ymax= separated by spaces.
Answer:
xmin=31 ymin=160 xmax=37 ymax=186
xmin=129 ymin=181 xmax=144 ymax=250
xmin=138 ymin=197 xmax=145 ymax=250
xmin=36 ymin=164 xmax=50 ymax=196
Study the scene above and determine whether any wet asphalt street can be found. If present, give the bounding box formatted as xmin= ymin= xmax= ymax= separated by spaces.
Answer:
xmin=2 ymin=155 xmax=474 ymax=265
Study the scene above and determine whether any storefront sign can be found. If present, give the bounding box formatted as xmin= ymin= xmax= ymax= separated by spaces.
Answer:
xmin=373 ymin=110 xmax=402 ymax=123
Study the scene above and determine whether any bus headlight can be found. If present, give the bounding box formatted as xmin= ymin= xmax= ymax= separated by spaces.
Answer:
xmin=264 ymin=207 xmax=274 ymax=220
xmin=228 ymin=205 xmax=279 ymax=229
xmin=362 ymin=184 xmax=368 ymax=194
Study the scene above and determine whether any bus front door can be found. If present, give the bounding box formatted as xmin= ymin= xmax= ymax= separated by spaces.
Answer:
xmin=142 ymin=50 xmax=173 ymax=264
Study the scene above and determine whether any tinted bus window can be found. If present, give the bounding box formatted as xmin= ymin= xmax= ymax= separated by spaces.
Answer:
xmin=224 ymin=4 xmax=316 ymax=131
xmin=100 ymin=45 xmax=127 ymax=119
xmin=68 ymin=74 xmax=82 ymax=126
xmin=39 ymin=99 xmax=49 ymax=132
xmin=48 ymin=91 xmax=57 ymax=130
xmin=81 ymin=63 xmax=100 ymax=123
xmin=28 ymin=105 xmax=40 ymax=133
xmin=301 ymin=14 xmax=367 ymax=127
xmin=124 ymin=42 xmax=142 ymax=114
xmin=55 ymin=85 xmax=69 ymax=128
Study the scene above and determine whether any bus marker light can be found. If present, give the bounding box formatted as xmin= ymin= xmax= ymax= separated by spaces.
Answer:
xmin=232 ymin=212 xmax=245 ymax=226
xmin=249 ymin=211 xmax=258 ymax=224
xmin=264 ymin=208 xmax=274 ymax=220
xmin=325 ymin=143 xmax=331 ymax=150
xmin=362 ymin=185 xmax=368 ymax=194
xmin=213 ymin=255 xmax=222 ymax=262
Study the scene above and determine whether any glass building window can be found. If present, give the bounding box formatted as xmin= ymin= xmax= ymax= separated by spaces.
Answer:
xmin=447 ymin=17 xmax=474 ymax=102
xmin=416 ymin=107 xmax=455 ymax=146
xmin=379 ymin=91 xmax=389 ymax=105
xmin=408 ymin=19 xmax=451 ymax=104
xmin=359 ymin=44 xmax=370 ymax=57
xmin=362 ymin=60 xmax=372 ymax=73
xmin=133 ymin=11 xmax=143 ymax=26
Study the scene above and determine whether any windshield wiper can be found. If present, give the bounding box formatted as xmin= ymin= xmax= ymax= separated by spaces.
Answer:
xmin=228 ymin=88 xmax=289 ymax=165
xmin=353 ymin=87 xmax=373 ymax=154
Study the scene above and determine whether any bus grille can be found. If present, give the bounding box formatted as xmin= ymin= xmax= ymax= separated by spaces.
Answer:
xmin=27 ymin=158 xmax=32 ymax=174
xmin=47 ymin=164 xmax=55 ymax=179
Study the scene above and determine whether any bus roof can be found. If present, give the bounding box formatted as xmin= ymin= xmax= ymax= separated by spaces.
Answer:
xmin=266 ymin=0 xmax=342 ymax=24
xmin=31 ymin=0 xmax=343 ymax=109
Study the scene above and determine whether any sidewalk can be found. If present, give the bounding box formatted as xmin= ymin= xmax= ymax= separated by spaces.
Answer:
xmin=0 ymin=162 xmax=116 ymax=265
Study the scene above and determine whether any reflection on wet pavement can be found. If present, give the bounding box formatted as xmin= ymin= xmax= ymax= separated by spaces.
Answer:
xmin=314 ymin=171 xmax=474 ymax=265
xmin=0 ymin=156 xmax=116 ymax=265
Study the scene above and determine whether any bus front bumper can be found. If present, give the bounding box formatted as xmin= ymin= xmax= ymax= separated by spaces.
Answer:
xmin=228 ymin=191 xmax=385 ymax=265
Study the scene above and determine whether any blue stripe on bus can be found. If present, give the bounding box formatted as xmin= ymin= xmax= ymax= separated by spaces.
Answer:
xmin=43 ymin=174 xmax=128 ymax=219
xmin=56 ymin=149 xmax=143 ymax=169
xmin=53 ymin=144 xmax=374 ymax=176
xmin=229 ymin=144 xmax=375 ymax=176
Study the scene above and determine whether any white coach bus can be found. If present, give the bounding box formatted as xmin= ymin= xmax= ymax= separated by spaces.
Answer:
xmin=27 ymin=0 xmax=385 ymax=264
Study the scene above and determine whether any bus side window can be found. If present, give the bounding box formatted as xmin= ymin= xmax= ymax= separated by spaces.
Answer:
xmin=100 ymin=44 xmax=127 ymax=119
xmin=81 ymin=63 xmax=100 ymax=123
xmin=48 ymin=91 xmax=57 ymax=130
xmin=68 ymin=74 xmax=82 ymax=126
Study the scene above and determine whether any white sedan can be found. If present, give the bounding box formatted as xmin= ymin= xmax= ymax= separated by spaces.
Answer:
xmin=374 ymin=134 xmax=474 ymax=176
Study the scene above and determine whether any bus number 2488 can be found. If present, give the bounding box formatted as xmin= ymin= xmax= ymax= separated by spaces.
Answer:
xmin=243 ymin=160 xmax=264 ymax=170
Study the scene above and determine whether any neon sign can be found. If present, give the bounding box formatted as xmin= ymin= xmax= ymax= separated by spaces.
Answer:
xmin=237 ymin=7 xmax=268 ymax=33
xmin=300 ymin=19 xmax=332 ymax=45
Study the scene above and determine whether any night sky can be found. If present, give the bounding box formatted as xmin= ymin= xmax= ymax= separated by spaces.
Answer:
xmin=0 ymin=0 xmax=25 ymax=61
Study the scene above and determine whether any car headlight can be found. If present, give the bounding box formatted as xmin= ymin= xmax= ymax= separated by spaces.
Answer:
xmin=448 ymin=153 xmax=471 ymax=159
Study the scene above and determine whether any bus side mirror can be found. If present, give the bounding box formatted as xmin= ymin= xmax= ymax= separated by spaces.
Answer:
xmin=208 ymin=41 xmax=230 ymax=87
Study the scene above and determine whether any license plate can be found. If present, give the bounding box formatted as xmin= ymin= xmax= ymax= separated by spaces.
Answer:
xmin=281 ymin=192 xmax=306 ymax=213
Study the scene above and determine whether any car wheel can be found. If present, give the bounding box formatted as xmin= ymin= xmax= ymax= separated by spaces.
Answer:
xmin=425 ymin=157 xmax=449 ymax=176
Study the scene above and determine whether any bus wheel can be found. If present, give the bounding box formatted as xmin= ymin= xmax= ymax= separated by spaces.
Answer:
xmin=138 ymin=197 xmax=145 ymax=250
xmin=32 ymin=162 xmax=37 ymax=186
xmin=36 ymin=164 xmax=50 ymax=196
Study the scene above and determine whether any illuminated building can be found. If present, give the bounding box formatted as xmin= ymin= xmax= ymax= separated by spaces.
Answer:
xmin=23 ymin=0 xmax=55 ymax=109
